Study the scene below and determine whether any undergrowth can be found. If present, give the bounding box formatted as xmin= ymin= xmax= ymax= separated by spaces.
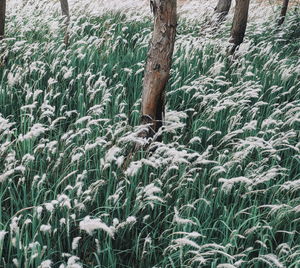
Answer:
xmin=0 ymin=1 xmax=300 ymax=268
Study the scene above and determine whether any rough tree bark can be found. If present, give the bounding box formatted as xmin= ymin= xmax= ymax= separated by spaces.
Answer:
xmin=229 ymin=0 xmax=250 ymax=55
xmin=60 ymin=0 xmax=70 ymax=45
xmin=215 ymin=0 xmax=232 ymax=22
xmin=278 ymin=0 xmax=289 ymax=26
xmin=0 ymin=0 xmax=6 ymax=40
xmin=141 ymin=0 xmax=177 ymax=138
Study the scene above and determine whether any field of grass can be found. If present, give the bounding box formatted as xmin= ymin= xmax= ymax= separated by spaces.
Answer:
xmin=0 ymin=1 xmax=300 ymax=267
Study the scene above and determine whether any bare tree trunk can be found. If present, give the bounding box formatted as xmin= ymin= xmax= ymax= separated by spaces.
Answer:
xmin=0 ymin=0 xmax=6 ymax=40
xmin=60 ymin=0 xmax=70 ymax=46
xmin=141 ymin=0 xmax=177 ymax=138
xmin=229 ymin=0 xmax=250 ymax=55
xmin=278 ymin=0 xmax=289 ymax=26
xmin=215 ymin=0 xmax=232 ymax=22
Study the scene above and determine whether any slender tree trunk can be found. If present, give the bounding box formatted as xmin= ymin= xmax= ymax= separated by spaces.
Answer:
xmin=229 ymin=0 xmax=250 ymax=55
xmin=278 ymin=0 xmax=289 ymax=26
xmin=215 ymin=0 xmax=232 ymax=22
xmin=141 ymin=0 xmax=177 ymax=138
xmin=0 ymin=0 xmax=6 ymax=40
xmin=60 ymin=0 xmax=70 ymax=46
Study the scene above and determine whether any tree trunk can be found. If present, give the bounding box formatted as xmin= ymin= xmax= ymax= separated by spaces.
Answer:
xmin=0 ymin=0 xmax=6 ymax=40
xmin=278 ymin=0 xmax=289 ymax=26
xmin=229 ymin=0 xmax=250 ymax=55
xmin=60 ymin=0 xmax=70 ymax=46
xmin=215 ymin=0 xmax=232 ymax=21
xmin=141 ymin=0 xmax=177 ymax=138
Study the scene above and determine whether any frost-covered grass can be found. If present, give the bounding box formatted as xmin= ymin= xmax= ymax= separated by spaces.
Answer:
xmin=1 ymin=1 xmax=300 ymax=267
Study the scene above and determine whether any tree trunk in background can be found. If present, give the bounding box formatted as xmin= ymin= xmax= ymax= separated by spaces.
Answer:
xmin=229 ymin=0 xmax=250 ymax=55
xmin=215 ymin=0 xmax=232 ymax=22
xmin=141 ymin=0 xmax=177 ymax=138
xmin=278 ymin=0 xmax=289 ymax=26
xmin=0 ymin=0 xmax=6 ymax=40
xmin=60 ymin=0 xmax=70 ymax=45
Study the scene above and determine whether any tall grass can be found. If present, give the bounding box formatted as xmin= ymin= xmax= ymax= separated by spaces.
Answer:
xmin=0 ymin=1 xmax=300 ymax=267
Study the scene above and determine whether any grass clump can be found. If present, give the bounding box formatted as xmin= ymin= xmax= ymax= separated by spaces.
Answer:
xmin=0 ymin=1 xmax=300 ymax=267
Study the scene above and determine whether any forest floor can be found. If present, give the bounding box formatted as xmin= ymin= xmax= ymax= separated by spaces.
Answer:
xmin=0 ymin=0 xmax=300 ymax=267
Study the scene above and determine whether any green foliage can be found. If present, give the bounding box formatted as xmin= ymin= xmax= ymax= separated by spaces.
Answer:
xmin=0 ymin=4 xmax=300 ymax=268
